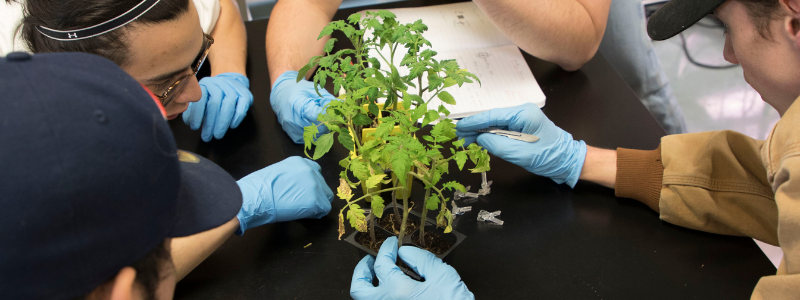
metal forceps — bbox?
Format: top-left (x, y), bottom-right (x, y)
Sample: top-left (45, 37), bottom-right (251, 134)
top-left (476, 127), bottom-right (539, 142)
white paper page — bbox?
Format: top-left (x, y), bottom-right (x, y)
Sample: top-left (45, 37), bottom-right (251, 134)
top-left (359, 2), bottom-right (546, 119)
top-left (370, 2), bottom-right (514, 52)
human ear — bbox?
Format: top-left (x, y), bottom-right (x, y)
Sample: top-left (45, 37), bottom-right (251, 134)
top-left (782, 0), bottom-right (800, 48)
top-left (108, 267), bottom-right (137, 300)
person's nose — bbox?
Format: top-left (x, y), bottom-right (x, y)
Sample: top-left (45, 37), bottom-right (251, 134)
top-left (722, 35), bottom-right (739, 65)
top-left (176, 76), bottom-right (202, 104)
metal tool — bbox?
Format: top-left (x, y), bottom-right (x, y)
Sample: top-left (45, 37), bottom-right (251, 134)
top-left (476, 127), bottom-right (539, 142)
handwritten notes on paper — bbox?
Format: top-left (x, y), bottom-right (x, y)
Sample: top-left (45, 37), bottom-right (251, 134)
top-left (361, 2), bottom-right (546, 119)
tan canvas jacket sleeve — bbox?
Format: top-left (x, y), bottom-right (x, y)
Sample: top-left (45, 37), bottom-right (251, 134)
top-left (615, 96), bottom-right (800, 299)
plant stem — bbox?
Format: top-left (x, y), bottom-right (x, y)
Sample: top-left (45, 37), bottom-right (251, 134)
top-left (390, 173), bottom-right (401, 225)
top-left (369, 210), bottom-right (376, 244)
top-left (419, 185), bottom-right (431, 248)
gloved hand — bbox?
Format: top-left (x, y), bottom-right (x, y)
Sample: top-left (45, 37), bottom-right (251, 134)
top-left (270, 70), bottom-right (336, 144)
top-left (456, 103), bottom-right (587, 188)
top-left (350, 237), bottom-right (474, 300)
top-left (235, 156), bottom-right (334, 235)
top-left (183, 72), bottom-right (253, 142)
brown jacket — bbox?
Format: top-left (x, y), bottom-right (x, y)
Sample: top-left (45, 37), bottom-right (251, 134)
top-left (615, 97), bottom-right (800, 299)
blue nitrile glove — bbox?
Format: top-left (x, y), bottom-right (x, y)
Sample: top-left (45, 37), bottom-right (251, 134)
top-left (183, 72), bottom-right (253, 142)
top-left (350, 237), bottom-right (474, 300)
top-left (270, 70), bottom-right (336, 144)
top-left (234, 156), bottom-right (334, 235)
top-left (456, 103), bottom-right (587, 188)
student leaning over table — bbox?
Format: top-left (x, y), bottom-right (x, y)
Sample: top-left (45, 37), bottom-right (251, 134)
top-left (2, 0), bottom-right (251, 143)
top-left (265, 0), bottom-right (686, 148)
top-left (6, 0), bottom-right (335, 281)
top-left (0, 51), bottom-right (470, 300)
top-left (456, 0), bottom-right (800, 297)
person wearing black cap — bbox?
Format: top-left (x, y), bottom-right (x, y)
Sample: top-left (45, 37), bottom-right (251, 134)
top-left (0, 51), bottom-right (245, 299)
top-left (4, 0), bottom-right (253, 143)
top-left (455, 0), bottom-right (800, 297)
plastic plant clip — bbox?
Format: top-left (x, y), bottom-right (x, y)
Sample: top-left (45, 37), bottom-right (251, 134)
top-left (478, 172), bottom-right (492, 196)
top-left (477, 210), bottom-right (503, 225)
top-left (452, 201), bottom-right (472, 216)
top-left (454, 185), bottom-right (480, 200)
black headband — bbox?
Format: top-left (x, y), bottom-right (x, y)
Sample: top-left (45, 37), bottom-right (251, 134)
top-left (36, 0), bottom-right (161, 41)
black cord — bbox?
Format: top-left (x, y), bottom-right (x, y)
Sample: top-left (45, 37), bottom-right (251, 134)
top-left (679, 32), bottom-right (739, 69)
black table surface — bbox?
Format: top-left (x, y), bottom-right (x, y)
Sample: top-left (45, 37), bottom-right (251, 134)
top-left (172, 1), bottom-right (776, 299)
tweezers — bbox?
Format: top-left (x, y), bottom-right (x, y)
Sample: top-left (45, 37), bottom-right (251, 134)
top-left (476, 127), bottom-right (539, 142)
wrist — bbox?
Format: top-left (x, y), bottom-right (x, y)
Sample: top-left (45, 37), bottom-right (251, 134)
top-left (578, 146), bottom-right (617, 188)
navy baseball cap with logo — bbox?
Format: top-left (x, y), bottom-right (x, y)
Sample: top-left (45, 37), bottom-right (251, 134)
top-left (0, 52), bottom-right (242, 299)
top-left (647, 0), bottom-right (727, 40)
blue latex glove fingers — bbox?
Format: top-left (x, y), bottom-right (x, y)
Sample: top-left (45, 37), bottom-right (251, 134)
top-left (350, 255), bottom-right (379, 300)
top-left (270, 71), bottom-right (335, 144)
top-left (183, 85), bottom-right (209, 130)
top-left (455, 103), bottom-right (542, 134)
top-left (234, 156), bottom-right (333, 235)
top-left (373, 237), bottom-right (410, 284)
top-left (220, 73), bottom-right (253, 129)
top-left (199, 81), bottom-right (224, 142)
top-left (454, 130), bottom-right (479, 146)
top-left (397, 246), bottom-right (475, 300)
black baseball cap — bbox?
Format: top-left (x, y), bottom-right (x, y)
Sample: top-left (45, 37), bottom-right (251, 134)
top-left (0, 52), bottom-right (242, 299)
top-left (647, 0), bottom-right (727, 40)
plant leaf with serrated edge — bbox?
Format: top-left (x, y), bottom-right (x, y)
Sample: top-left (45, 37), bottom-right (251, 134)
top-left (338, 129), bottom-right (355, 151)
top-left (366, 174), bottom-right (386, 189)
top-left (318, 24), bottom-right (335, 39)
top-left (438, 104), bottom-right (450, 116)
top-left (303, 125), bottom-right (318, 151)
top-left (368, 102), bottom-right (379, 117)
top-left (347, 12), bottom-right (361, 24)
top-left (353, 113), bottom-right (372, 126)
top-left (442, 181), bottom-right (466, 193)
top-left (391, 151), bottom-right (411, 187)
top-left (350, 159), bottom-right (369, 181)
top-left (452, 138), bottom-right (465, 148)
top-left (437, 91), bottom-right (455, 105)
top-left (443, 77), bottom-right (457, 88)
top-left (426, 194), bottom-right (440, 210)
top-left (371, 195), bottom-right (385, 219)
top-left (339, 157), bottom-right (351, 168)
top-left (422, 110), bottom-right (439, 127)
top-left (337, 178), bottom-right (353, 200)
top-left (324, 38), bottom-right (337, 53)
top-left (312, 132), bottom-right (334, 160)
top-left (347, 204), bottom-right (367, 232)
top-left (454, 150), bottom-right (467, 170)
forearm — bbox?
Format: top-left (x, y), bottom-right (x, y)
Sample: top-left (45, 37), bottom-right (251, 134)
top-left (207, 0), bottom-right (247, 76)
top-left (266, 0), bottom-right (341, 85)
top-left (472, 0), bottom-right (611, 71)
top-left (170, 216), bottom-right (239, 280)
top-left (578, 146), bottom-right (617, 188)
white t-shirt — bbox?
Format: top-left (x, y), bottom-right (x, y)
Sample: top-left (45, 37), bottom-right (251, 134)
top-left (0, 0), bottom-right (220, 55)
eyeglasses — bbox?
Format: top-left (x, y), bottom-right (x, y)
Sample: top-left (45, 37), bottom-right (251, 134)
top-left (156, 33), bottom-right (214, 107)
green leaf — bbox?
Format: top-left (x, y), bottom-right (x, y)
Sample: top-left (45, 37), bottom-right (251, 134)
top-left (339, 157), bottom-right (351, 168)
top-left (303, 125), bottom-right (319, 150)
top-left (371, 195), bottom-right (385, 219)
top-left (312, 132), bottom-right (334, 160)
top-left (453, 151), bottom-right (467, 170)
top-left (350, 159), bottom-right (369, 181)
top-left (347, 12), bottom-right (362, 24)
top-left (338, 129), bottom-right (355, 151)
top-left (347, 204), bottom-right (367, 232)
top-left (391, 152), bottom-right (412, 187)
top-left (405, 94), bottom-right (423, 105)
top-left (437, 91), bottom-right (456, 105)
top-left (365, 77), bottom-right (382, 87)
top-left (443, 181), bottom-right (467, 193)
top-left (425, 194), bottom-right (440, 211)
top-left (422, 110), bottom-right (440, 127)
top-left (427, 73), bottom-right (443, 91)
top-left (324, 38), bottom-right (337, 53)
top-left (452, 138), bottom-right (465, 148)
top-left (353, 113), bottom-right (372, 126)
top-left (437, 104), bottom-right (450, 116)
top-left (366, 174), bottom-right (386, 189)
top-left (368, 102), bottom-right (380, 117)
top-left (374, 121), bottom-right (394, 138)
top-left (297, 65), bottom-right (311, 82)
top-left (443, 77), bottom-right (457, 88)
top-left (318, 23), bottom-right (335, 39)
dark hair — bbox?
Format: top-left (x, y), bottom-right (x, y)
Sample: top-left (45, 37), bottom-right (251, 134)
top-left (737, 0), bottom-right (785, 39)
top-left (17, 0), bottom-right (189, 67)
top-left (74, 240), bottom-right (173, 300)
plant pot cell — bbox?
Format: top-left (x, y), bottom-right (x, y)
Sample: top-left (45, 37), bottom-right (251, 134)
top-left (378, 212), bottom-right (419, 236)
top-left (411, 225), bottom-right (457, 255)
top-left (354, 228), bottom-right (390, 253)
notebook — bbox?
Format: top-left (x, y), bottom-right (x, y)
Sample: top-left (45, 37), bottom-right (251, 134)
top-left (359, 2), bottom-right (546, 119)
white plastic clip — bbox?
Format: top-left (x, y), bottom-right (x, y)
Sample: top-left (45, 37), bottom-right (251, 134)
top-left (478, 172), bottom-right (492, 196)
top-left (452, 201), bottom-right (472, 216)
top-left (454, 185), bottom-right (480, 200)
